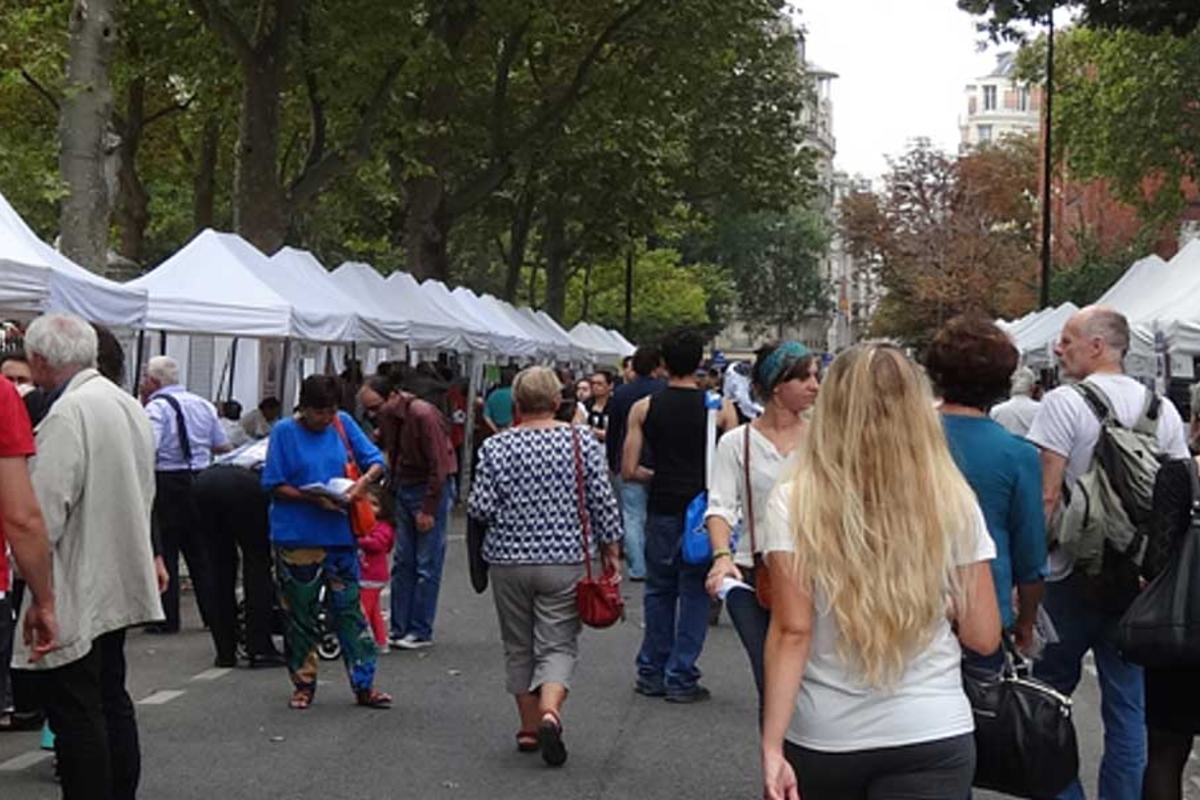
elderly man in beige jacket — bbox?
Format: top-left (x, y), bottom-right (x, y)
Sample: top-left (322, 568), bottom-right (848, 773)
top-left (13, 313), bottom-right (162, 800)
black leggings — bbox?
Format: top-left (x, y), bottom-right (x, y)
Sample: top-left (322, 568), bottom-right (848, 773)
top-left (1143, 726), bottom-right (1194, 800)
top-left (784, 733), bottom-right (976, 800)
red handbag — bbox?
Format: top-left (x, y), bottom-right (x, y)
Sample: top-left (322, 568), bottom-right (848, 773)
top-left (332, 415), bottom-right (376, 538)
top-left (571, 428), bottom-right (623, 628)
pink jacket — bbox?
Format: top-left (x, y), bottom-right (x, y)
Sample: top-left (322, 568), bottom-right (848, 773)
top-left (357, 521), bottom-right (395, 584)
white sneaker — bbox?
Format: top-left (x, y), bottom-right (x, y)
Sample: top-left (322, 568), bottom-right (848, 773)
top-left (394, 634), bottom-right (433, 650)
top-left (377, 642), bottom-right (391, 654)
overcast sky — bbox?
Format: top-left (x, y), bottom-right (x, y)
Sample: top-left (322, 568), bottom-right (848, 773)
top-left (792, 0), bottom-right (1003, 180)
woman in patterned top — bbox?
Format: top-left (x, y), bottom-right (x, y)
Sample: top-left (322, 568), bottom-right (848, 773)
top-left (468, 366), bottom-right (622, 767)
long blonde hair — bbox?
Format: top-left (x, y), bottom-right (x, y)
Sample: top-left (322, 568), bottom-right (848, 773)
top-left (788, 343), bottom-right (977, 687)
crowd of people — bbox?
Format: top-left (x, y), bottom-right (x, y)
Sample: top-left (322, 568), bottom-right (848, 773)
top-left (2, 305), bottom-right (1200, 799)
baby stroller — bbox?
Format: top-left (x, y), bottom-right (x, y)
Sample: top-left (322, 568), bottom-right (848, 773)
top-left (235, 582), bottom-right (341, 662)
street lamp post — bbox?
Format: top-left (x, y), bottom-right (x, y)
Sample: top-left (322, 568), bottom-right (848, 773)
top-left (1040, 10), bottom-right (1055, 309)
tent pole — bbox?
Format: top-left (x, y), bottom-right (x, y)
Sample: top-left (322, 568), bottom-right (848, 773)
top-left (158, 331), bottom-right (167, 355)
top-left (133, 331), bottom-right (146, 397)
top-left (459, 353), bottom-right (483, 504)
top-left (227, 338), bottom-right (239, 402)
top-left (279, 339), bottom-right (292, 407)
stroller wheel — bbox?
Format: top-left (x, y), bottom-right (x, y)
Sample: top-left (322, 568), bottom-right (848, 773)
top-left (317, 633), bottom-right (341, 661)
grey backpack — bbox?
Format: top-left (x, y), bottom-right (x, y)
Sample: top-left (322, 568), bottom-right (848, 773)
top-left (1053, 381), bottom-right (1163, 580)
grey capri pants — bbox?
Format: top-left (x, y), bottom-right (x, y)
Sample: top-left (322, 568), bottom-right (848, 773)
top-left (490, 563), bottom-right (585, 694)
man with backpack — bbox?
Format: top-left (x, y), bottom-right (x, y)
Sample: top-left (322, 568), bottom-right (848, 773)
top-left (1028, 306), bottom-right (1190, 800)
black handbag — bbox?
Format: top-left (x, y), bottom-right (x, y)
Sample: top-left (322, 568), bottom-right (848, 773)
top-left (964, 635), bottom-right (1079, 798)
top-left (466, 515), bottom-right (489, 594)
top-left (1118, 462), bottom-right (1200, 667)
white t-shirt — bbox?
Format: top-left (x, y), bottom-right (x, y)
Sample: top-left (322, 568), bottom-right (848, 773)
top-left (705, 424), bottom-right (799, 567)
top-left (1026, 373), bottom-right (1190, 579)
top-left (762, 481), bottom-right (996, 752)
top-left (989, 395), bottom-right (1041, 438)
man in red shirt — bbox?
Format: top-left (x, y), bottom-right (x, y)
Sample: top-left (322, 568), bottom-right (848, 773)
top-left (359, 374), bottom-right (457, 650)
top-left (0, 377), bottom-right (58, 726)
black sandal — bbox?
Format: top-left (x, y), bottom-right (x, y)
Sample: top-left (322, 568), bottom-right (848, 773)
top-left (516, 730), bottom-right (540, 753)
top-left (289, 686), bottom-right (315, 710)
top-left (538, 710), bottom-right (567, 767)
top-left (355, 688), bottom-right (393, 709)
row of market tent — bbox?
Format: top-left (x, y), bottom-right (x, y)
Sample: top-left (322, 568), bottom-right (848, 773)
top-left (1000, 239), bottom-right (1200, 380)
top-left (0, 190), bottom-right (635, 408)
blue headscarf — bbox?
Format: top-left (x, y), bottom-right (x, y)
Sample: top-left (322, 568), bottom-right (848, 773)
top-left (756, 341), bottom-right (811, 392)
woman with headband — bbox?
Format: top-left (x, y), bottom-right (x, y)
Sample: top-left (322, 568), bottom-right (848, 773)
top-left (704, 341), bottom-right (820, 704)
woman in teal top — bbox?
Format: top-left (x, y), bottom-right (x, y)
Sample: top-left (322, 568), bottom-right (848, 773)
top-left (926, 315), bottom-right (1047, 660)
top-left (262, 375), bottom-right (391, 710)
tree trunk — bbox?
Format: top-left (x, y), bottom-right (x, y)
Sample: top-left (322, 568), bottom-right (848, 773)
top-left (502, 187), bottom-right (536, 302)
top-left (58, 0), bottom-right (118, 274)
top-left (193, 115), bottom-right (221, 232)
top-left (542, 203), bottom-right (568, 322)
top-left (113, 77), bottom-right (148, 264)
top-left (234, 57), bottom-right (287, 253)
top-left (404, 175), bottom-right (450, 280)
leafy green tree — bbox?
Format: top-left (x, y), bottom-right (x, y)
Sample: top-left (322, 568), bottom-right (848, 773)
top-left (959, 0), bottom-right (1200, 40)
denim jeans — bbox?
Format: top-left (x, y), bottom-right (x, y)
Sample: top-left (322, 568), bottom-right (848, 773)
top-left (724, 572), bottom-right (769, 709)
top-left (618, 478), bottom-right (649, 580)
top-left (636, 511), bottom-right (711, 696)
top-left (390, 479), bottom-right (454, 641)
top-left (1033, 573), bottom-right (1145, 800)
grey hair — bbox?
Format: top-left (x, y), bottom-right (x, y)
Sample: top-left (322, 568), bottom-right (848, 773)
top-left (24, 313), bottom-right (97, 370)
top-left (146, 355), bottom-right (180, 386)
top-left (1078, 306), bottom-right (1130, 357)
top-left (1190, 382), bottom-right (1200, 422)
top-left (1010, 366), bottom-right (1037, 397)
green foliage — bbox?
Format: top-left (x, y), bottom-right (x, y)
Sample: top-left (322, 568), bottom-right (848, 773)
top-left (711, 209), bottom-right (831, 338)
top-left (959, 0), bottom-right (1200, 41)
top-left (1049, 230), bottom-right (1157, 306)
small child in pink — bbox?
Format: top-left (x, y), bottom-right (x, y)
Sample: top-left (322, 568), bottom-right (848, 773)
top-left (358, 488), bottom-right (395, 652)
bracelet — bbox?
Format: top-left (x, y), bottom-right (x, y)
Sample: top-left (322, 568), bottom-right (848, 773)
top-left (712, 549), bottom-right (733, 561)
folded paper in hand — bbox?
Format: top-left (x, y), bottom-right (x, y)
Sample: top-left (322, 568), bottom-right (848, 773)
top-left (299, 477), bottom-right (355, 501)
top-left (716, 576), bottom-right (753, 601)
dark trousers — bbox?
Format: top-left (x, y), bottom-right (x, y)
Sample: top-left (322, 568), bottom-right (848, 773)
top-left (155, 471), bottom-right (214, 632)
top-left (0, 593), bottom-right (12, 711)
top-left (724, 566), bottom-right (770, 708)
top-left (785, 733), bottom-right (976, 800)
top-left (193, 466), bottom-right (276, 661)
top-left (25, 629), bottom-right (140, 800)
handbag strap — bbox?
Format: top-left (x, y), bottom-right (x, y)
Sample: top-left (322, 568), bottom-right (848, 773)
top-left (331, 414), bottom-right (360, 478)
top-left (572, 426), bottom-right (594, 581)
top-left (744, 424), bottom-right (756, 554)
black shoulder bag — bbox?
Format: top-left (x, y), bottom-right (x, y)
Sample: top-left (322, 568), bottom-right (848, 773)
top-left (1117, 459), bottom-right (1200, 667)
top-left (965, 634), bottom-right (1079, 798)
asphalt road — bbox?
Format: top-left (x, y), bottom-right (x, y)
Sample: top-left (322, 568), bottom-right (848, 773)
top-left (1, 515), bottom-right (1197, 799)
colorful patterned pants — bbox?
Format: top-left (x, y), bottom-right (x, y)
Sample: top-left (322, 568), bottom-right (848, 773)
top-left (275, 547), bottom-right (378, 694)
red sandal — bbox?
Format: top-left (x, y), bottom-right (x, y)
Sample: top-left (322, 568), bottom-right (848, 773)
top-left (355, 688), bottom-right (393, 709)
top-left (515, 730), bottom-right (540, 753)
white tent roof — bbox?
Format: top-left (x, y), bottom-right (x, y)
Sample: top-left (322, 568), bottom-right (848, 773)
top-left (525, 308), bottom-right (591, 361)
top-left (383, 272), bottom-right (490, 353)
top-left (608, 328), bottom-right (636, 355)
top-left (0, 191), bottom-right (147, 325)
top-left (263, 247), bottom-right (392, 343)
top-left (416, 279), bottom-right (531, 357)
top-left (1015, 302), bottom-right (1078, 358)
top-left (569, 322), bottom-right (621, 361)
top-left (1095, 254), bottom-right (1168, 311)
top-left (476, 294), bottom-right (558, 358)
top-left (126, 229), bottom-right (290, 337)
top-left (1133, 241), bottom-right (1200, 355)
top-left (1123, 241), bottom-right (1200, 327)
top-left (450, 287), bottom-right (542, 358)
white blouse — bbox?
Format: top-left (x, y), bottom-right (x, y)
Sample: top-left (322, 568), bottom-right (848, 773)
top-left (704, 423), bottom-right (799, 567)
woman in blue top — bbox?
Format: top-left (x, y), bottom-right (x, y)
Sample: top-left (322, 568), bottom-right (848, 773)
top-left (926, 314), bottom-right (1046, 663)
top-left (261, 375), bottom-right (391, 710)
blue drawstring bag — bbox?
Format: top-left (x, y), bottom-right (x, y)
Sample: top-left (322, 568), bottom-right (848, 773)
top-left (681, 392), bottom-right (721, 565)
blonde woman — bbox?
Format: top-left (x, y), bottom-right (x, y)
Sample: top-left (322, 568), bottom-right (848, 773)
top-left (760, 344), bottom-right (1001, 800)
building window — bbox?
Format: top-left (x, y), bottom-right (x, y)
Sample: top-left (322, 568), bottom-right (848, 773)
top-left (1018, 86), bottom-right (1030, 111)
top-left (978, 125), bottom-right (993, 143)
top-left (983, 85), bottom-right (997, 111)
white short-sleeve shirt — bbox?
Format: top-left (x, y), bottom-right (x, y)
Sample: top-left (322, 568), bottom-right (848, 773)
top-left (1026, 373), bottom-right (1189, 578)
top-left (762, 481), bottom-right (996, 752)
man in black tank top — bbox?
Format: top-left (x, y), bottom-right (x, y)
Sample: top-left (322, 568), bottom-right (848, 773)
top-left (622, 330), bottom-right (737, 702)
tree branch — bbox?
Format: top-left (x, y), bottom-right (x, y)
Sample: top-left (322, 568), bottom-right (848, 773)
top-left (513, 0), bottom-right (654, 144)
top-left (144, 96), bottom-right (195, 129)
top-left (490, 18), bottom-right (530, 155)
top-left (298, 9), bottom-right (326, 174)
top-left (188, 0), bottom-right (254, 64)
top-left (287, 57), bottom-right (405, 212)
top-left (20, 68), bottom-right (59, 112)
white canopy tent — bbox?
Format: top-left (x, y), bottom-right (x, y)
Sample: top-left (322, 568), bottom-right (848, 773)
top-left (521, 308), bottom-right (591, 362)
top-left (476, 294), bottom-right (559, 359)
top-left (450, 287), bottom-right (541, 360)
top-left (267, 247), bottom-right (403, 344)
top-left (418, 279), bottom-right (533, 358)
top-left (569, 322), bottom-right (621, 362)
top-left (383, 272), bottom-right (491, 354)
top-left (127, 230), bottom-right (292, 337)
top-left (1014, 303), bottom-right (1078, 366)
top-left (608, 328), bottom-right (636, 356)
top-left (0, 191), bottom-right (147, 326)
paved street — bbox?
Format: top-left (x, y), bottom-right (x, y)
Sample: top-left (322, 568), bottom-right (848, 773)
top-left (1, 514), bottom-right (1197, 799)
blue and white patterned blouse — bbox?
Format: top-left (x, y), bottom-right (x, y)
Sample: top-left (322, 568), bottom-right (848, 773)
top-left (468, 425), bottom-right (623, 565)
